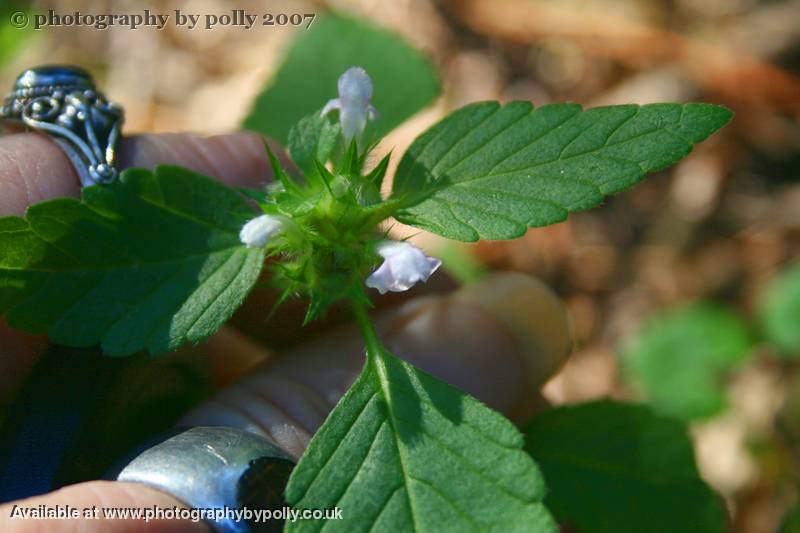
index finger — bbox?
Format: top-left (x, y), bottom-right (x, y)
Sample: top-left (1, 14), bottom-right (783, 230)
top-left (0, 131), bottom-right (274, 217)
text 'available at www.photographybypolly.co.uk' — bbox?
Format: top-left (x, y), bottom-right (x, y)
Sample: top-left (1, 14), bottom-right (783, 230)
top-left (8, 503), bottom-right (344, 524)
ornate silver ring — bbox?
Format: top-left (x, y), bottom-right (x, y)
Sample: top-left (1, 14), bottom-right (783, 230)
top-left (0, 65), bottom-right (124, 187)
top-left (117, 426), bottom-right (295, 533)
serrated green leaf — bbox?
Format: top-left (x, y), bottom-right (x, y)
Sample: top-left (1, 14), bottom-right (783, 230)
top-left (622, 303), bottom-right (752, 420)
top-left (0, 166), bottom-right (264, 356)
top-left (244, 12), bottom-right (440, 145)
top-left (288, 112), bottom-right (342, 177)
top-left (286, 345), bottom-right (555, 532)
top-left (759, 261), bottom-right (800, 355)
top-left (524, 400), bottom-right (727, 533)
top-left (392, 101), bottom-right (732, 241)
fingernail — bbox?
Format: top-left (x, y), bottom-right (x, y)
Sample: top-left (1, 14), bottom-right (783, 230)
top-left (452, 272), bottom-right (573, 391)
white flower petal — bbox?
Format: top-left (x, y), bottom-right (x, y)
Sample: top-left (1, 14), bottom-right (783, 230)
top-left (239, 214), bottom-right (283, 248)
top-left (338, 67), bottom-right (372, 104)
top-left (366, 240), bottom-right (441, 294)
top-left (365, 262), bottom-right (396, 295)
top-left (320, 98), bottom-right (341, 117)
top-left (367, 104), bottom-right (378, 121)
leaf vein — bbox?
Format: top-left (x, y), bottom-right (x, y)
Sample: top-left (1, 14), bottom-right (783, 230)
top-left (434, 105), bottom-right (530, 175)
top-left (382, 375), bottom-right (521, 450)
top-left (456, 184), bottom-right (570, 215)
top-left (294, 391), bottom-right (380, 504)
top-left (480, 106), bottom-right (582, 176)
top-left (142, 250), bottom-right (242, 350)
top-left (320, 420), bottom-right (390, 532)
top-left (407, 475), bottom-right (480, 530)
top-left (365, 485), bottom-right (405, 533)
top-left (392, 410), bottom-right (533, 503)
top-left (185, 249), bottom-right (249, 339)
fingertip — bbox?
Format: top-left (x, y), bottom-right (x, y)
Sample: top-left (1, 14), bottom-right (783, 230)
top-left (379, 294), bottom-right (533, 416)
top-left (377, 272), bottom-right (572, 420)
top-left (0, 133), bottom-right (80, 216)
top-left (453, 272), bottom-right (573, 389)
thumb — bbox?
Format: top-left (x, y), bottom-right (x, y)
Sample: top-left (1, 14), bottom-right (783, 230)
top-left (181, 272), bottom-right (573, 459)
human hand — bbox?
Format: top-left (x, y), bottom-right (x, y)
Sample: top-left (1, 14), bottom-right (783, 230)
top-left (0, 131), bottom-right (571, 532)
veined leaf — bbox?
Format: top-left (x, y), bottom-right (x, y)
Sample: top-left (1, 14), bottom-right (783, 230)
top-left (285, 344), bottom-right (555, 532)
top-left (0, 166), bottom-right (264, 356)
top-left (245, 12), bottom-right (440, 145)
top-left (525, 400), bottom-right (727, 533)
top-left (392, 101), bottom-right (732, 241)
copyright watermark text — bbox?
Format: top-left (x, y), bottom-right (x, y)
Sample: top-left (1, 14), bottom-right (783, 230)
top-left (8, 9), bottom-right (316, 31)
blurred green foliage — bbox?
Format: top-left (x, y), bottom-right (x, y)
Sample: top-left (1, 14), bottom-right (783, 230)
top-left (244, 12), bottom-right (440, 145)
top-left (0, 2), bottom-right (34, 66)
top-left (622, 303), bottom-right (752, 421)
top-left (525, 400), bottom-right (727, 533)
top-left (436, 242), bottom-right (487, 284)
top-left (759, 261), bottom-right (800, 355)
top-left (781, 507), bottom-right (800, 533)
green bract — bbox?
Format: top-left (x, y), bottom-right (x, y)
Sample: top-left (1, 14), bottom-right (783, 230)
top-left (253, 136), bottom-right (395, 319)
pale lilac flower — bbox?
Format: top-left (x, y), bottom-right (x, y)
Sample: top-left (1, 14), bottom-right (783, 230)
top-left (239, 214), bottom-right (284, 248)
top-left (366, 240), bottom-right (442, 295)
top-left (321, 66), bottom-right (378, 145)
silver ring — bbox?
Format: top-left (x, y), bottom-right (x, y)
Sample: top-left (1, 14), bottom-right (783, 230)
top-left (0, 65), bottom-right (124, 187)
top-left (117, 427), bottom-right (295, 533)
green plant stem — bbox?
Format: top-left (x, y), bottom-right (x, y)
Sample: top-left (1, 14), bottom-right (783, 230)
top-left (350, 298), bottom-right (383, 357)
top-left (350, 297), bottom-right (397, 416)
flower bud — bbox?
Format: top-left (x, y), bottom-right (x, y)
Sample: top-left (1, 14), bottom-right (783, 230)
top-left (239, 214), bottom-right (283, 248)
top-left (366, 240), bottom-right (442, 294)
top-left (321, 66), bottom-right (378, 145)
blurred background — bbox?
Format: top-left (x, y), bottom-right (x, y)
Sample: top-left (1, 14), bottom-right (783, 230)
top-left (0, 0), bottom-right (798, 531)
